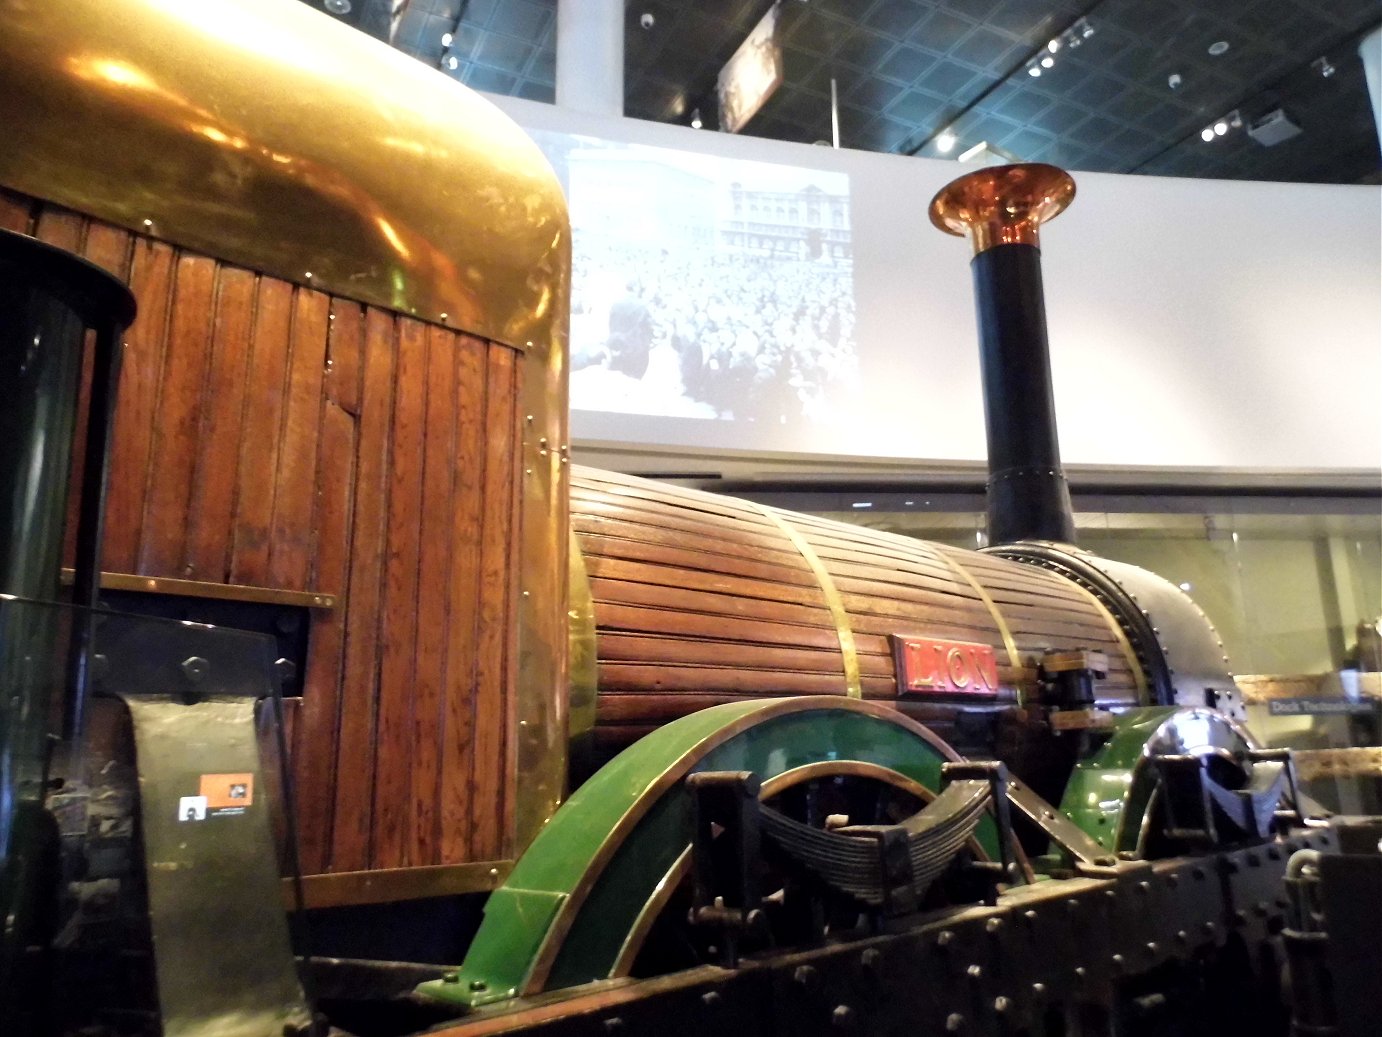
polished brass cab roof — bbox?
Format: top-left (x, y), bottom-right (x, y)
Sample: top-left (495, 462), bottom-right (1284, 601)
top-left (0, 0), bottom-right (569, 352)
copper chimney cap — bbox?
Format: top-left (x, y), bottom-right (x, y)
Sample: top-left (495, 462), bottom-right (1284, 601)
top-left (929, 163), bottom-right (1076, 257)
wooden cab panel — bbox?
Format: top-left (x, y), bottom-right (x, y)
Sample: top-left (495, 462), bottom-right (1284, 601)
top-left (3, 189), bottom-right (523, 879)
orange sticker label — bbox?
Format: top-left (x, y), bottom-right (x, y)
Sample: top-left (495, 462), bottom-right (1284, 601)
top-left (199, 773), bottom-right (254, 809)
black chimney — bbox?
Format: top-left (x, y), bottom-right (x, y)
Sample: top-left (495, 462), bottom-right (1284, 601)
top-left (929, 164), bottom-right (1077, 545)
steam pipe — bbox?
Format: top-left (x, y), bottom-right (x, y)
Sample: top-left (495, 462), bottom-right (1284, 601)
top-left (929, 163), bottom-right (1077, 545)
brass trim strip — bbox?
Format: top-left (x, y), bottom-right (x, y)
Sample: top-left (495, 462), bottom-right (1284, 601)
top-left (931, 548), bottom-right (1023, 688)
top-left (61, 568), bottom-right (336, 609)
top-left (611, 848), bottom-right (691, 978)
top-left (566, 531), bottom-right (599, 771)
top-left (751, 504), bottom-right (862, 699)
top-left (288, 860), bottom-right (514, 909)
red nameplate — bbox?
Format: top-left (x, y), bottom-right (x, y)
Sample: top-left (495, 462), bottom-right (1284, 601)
top-left (892, 635), bottom-right (999, 696)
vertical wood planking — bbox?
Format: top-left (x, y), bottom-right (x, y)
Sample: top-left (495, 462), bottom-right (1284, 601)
top-left (0, 188), bottom-right (33, 232)
top-left (61, 222), bottom-right (134, 568)
top-left (229, 279), bottom-right (292, 584)
top-left (137, 256), bottom-right (217, 575)
top-left (330, 308), bottom-right (395, 871)
top-left (183, 267), bottom-right (256, 581)
top-left (440, 344), bottom-right (487, 862)
top-left (269, 289), bottom-right (329, 590)
top-left (324, 301), bottom-right (363, 417)
top-left (409, 325), bottom-right (457, 866)
top-left (82, 223), bottom-right (133, 279)
top-left (372, 318), bottom-right (428, 868)
top-left (103, 239), bottom-right (176, 572)
top-left (9, 197), bottom-right (528, 877)
top-left (499, 355), bottom-right (523, 858)
top-left (470, 346), bottom-right (519, 859)
top-left (293, 301), bottom-right (362, 871)
top-left (33, 208), bottom-right (85, 252)
top-left (295, 407), bottom-right (356, 871)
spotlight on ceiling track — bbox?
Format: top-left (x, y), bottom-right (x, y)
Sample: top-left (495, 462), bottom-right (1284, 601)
top-left (690, 108), bottom-right (703, 129)
top-left (1313, 56), bottom-right (1336, 78)
top-left (1201, 110), bottom-right (1242, 142)
top-left (1028, 17), bottom-right (1095, 77)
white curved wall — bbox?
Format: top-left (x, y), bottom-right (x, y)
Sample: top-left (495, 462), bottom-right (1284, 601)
top-left (490, 93), bottom-right (1381, 474)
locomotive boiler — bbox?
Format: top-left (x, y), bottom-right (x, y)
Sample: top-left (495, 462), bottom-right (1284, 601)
top-left (0, 3), bottom-right (1374, 1037)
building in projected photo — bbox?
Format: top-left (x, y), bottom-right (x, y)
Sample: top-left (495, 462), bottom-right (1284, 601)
top-left (722, 181), bottom-right (852, 263)
top-left (547, 135), bottom-right (859, 427)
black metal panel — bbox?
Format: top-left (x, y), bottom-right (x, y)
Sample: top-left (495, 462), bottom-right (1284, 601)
top-left (95, 612), bottom-right (313, 1037)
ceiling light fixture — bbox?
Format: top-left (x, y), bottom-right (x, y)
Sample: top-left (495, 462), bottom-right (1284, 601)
top-left (690, 108), bottom-right (703, 129)
top-left (446, 55), bottom-right (458, 71)
top-left (936, 130), bottom-right (956, 153)
top-left (441, 32), bottom-right (453, 47)
top-left (1207, 40), bottom-right (1230, 56)
top-left (1201, 110), bottom-right (1242, 142)
top-left (1026, 17), bottom-right (1095, 79)
top-left (1313, 56), bottom-right (1336, 78)
top-left (323, 0), bottom-right (351, 14)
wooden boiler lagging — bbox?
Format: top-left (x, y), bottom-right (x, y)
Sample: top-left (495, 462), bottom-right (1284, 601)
top-left (570, 466), bottom-right (1144, 755)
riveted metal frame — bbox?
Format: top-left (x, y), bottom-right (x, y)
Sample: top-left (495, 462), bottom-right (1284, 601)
top-left (417, 829), bottom-right (1339, 1037)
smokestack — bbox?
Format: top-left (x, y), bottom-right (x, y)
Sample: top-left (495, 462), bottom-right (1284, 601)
top-left (929, 163), bottom-right (1077, 545)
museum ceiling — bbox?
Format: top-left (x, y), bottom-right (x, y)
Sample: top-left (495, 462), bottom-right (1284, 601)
top-left (308, 0), bottom-right (1381, 185)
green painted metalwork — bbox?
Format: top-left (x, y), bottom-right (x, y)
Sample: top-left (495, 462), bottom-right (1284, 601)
top-left (1059, 706), bottom-right (1254, 854)
top-left (419, 697), bottom-right (982, 1008)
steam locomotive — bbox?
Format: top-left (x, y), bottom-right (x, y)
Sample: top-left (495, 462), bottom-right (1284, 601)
top-left (1, 3), bottom-right (1373, 1036)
